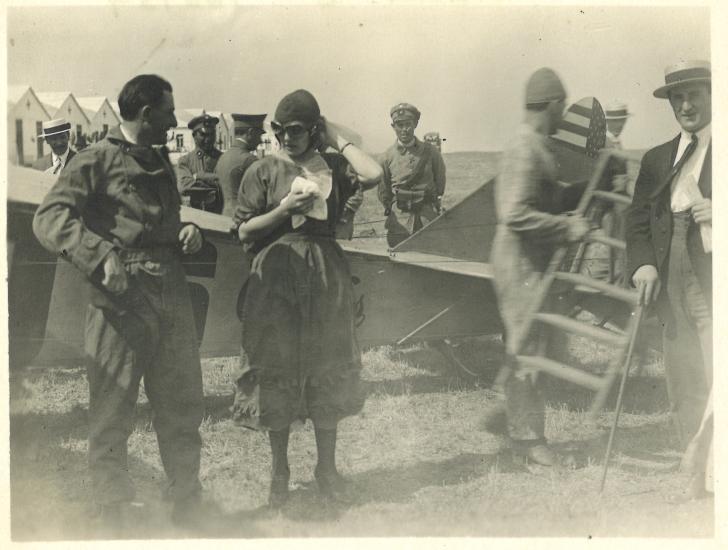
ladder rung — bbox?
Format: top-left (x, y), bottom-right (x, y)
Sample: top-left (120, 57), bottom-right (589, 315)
top-left (516, 355), bottom-right (604, 391)
top-left (534, 313), bottom-right (628, 347)
top-left (586, 232), bottom-right (626, 251)
top-left (592, 190), bottom-right (632, 207)
top-left (554, 272), bottom-right (639, 304)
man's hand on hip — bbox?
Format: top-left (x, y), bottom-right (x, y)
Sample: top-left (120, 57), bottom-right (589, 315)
top-left (102, 251), bottom-right (128, 294)
top-left (632, 264), bottom-right (661, 306)
top-left (179, 224), bottom-right (203, 255)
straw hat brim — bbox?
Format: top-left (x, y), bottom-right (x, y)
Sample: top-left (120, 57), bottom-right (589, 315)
top-left (37, 128), bottom-right (71, 138)
top-left (653, 76), bottom-right (711, 99)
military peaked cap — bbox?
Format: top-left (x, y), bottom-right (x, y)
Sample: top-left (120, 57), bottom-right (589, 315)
top-left (188, 113), bottom-right (220, 131)
top-left (390, 103), bottom-right (421, 122)
top-left (231, 113), bottom-right (267, 130)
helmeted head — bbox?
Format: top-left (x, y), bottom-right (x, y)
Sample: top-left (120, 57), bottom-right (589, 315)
top-left (271, 89), bottom-right (322, 158)
top-left (390, 102), bottom-right (420, 143)
top-left (654, 60), bottom-right (711, 134)
top-left (525, 67), bottom-right (567, 135)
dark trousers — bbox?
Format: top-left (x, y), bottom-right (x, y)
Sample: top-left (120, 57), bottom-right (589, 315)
top-left (84, 263), bottom-right (204, 505)
top-left (663, 212), bottom-right (712, 447)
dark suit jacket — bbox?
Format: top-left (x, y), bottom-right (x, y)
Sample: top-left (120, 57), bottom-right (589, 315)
top-left (626, 134), bottom-right (712, 317)
top-left (32, 149), bottom-right (76, 172)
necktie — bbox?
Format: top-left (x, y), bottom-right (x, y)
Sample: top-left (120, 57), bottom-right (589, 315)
top-left (668, 133), bottom-right (698, 190)
top-left (53, 158), bottom-right (62, 174)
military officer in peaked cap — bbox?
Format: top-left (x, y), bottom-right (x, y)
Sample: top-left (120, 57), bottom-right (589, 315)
top-left (215, 113), bottom-right (266, 217)
top-left (378, 102), bottom-right (446, 247)
top-left (176, 112), bottom-right (224, 213)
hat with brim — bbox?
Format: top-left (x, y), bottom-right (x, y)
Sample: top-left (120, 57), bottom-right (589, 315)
top-left (653, 60), bottom-right (711, 99)
top-left (604, 101), bottom-right (632, 119)
top-left (38, 118), bottom-right (71, 138)
top-left (390, 103), bottom-right (421, 122)
top-left (232, 113), bottom-right (267, 132)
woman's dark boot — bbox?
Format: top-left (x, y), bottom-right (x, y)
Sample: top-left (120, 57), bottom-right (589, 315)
top-left (314, 426), bottom-right (349, 503)
top-left (268, 427), bottom-right (290, 509)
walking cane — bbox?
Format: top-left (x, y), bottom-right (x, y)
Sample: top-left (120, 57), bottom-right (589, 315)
top-left (599, 302), bottom-right (645, 493)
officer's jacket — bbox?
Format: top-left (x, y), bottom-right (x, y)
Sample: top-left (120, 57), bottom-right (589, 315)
top-left (378, 137), bottom-right (446, 206)
top-left (626, 134), bottom-right (712, 315)
top-left (32, 125), bottom-right (187, 279)
top-left (176, 147), bottom-right (222, 193)
top-left (214, 142), bottom-right (258, 217)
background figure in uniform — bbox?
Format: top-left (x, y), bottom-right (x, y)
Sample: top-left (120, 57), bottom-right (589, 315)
top-left (32, 74), bottom-right (210, 531)
top-left (32, 118), bottom-right (76, 174)
top-left (379, 103), bottom-right (446, 248)
top-left (626, 60), bottom-right (712, 479)
top-left (231, 89), bottom-right (381, 508)
top-left (315, 140), bottom-right (378, 240)
top-left (215, 113), bottom-right (266, 217)
top-left (490, 68), bottom-right (589, 466)
top-left (176, 113), bottom-right (223, 213)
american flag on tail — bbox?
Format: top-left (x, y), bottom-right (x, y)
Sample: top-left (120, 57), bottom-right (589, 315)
top-left (552, 97), bottom-right (606, 157)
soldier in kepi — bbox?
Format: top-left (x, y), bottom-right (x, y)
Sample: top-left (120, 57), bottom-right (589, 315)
top-left (215, 113), bottom-right (266, 217)
top-left (32, 74), bottom-right (213, 533)
top-left (379, 103), bottom-right (446, 247)
top-left (176, 112), bottom-right (224, 213)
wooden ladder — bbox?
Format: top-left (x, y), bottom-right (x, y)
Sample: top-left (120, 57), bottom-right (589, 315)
top-left (504, 150), bottom-right (645, 489)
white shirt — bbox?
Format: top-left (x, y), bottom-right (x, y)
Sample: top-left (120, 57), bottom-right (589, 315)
top-left (46, 147), bottom-right (71, 174)
top-left (670, 123), bottom-right (711, 252)
top-left (671, 123), bottom-right (711, 212)
top-left (605, 130), bottom-right (622, 150)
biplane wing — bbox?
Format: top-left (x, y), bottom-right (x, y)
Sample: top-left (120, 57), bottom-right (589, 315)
top-left (7, 97), bottom-right (629, 367)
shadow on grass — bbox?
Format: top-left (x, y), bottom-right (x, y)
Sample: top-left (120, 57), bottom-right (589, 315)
top-left (541, 375), bottom-right (669, 415)
top-left (220, 451), bottom-right (529, 526)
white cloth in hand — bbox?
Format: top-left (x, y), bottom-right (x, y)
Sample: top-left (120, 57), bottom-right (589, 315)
top-left (286, 175), bottom-right (331, 229)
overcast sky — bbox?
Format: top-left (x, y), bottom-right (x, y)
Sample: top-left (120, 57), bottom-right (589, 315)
top-left (7, 3), bottom-right (711, 153)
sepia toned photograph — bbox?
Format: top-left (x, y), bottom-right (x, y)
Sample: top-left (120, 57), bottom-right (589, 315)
top-left (4, 1), bottom-right (722, 544)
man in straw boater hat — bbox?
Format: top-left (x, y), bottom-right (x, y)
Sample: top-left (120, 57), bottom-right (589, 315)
top-left (626, 60), bottom-right (712, 498)
top-left (176, 112), bottom-right (224, 213)
top-left (215, 113), bottom-right (266, 217)
top-left (32, 117), bottom-right (76, 174)
top-left (604, 100), bottom-right (633, 151)
top-left (487, 68), bottom-right (589, 466)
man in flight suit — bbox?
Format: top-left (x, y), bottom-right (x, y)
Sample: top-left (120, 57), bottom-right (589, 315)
top-left (33, 74), bottom-right (210, 531)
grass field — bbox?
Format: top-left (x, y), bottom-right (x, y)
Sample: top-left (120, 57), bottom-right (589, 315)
top-left (8, 150), bottom-right (714, 541)
top-left (9, 337), bottom-right (713, 540)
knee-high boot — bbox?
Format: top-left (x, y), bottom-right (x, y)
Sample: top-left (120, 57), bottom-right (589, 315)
top-left (268, 427), bottom-right (290, 508)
